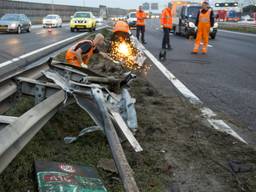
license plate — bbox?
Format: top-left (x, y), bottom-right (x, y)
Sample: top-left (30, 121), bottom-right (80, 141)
top-left (77, 26), bottom-right (85, 28)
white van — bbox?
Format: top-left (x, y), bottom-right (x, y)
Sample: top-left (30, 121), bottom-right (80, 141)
top-left (127, 12), bottom-right (137, 28)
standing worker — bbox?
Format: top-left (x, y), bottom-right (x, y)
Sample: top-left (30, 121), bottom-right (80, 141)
top-left (161, 2), bottom-right (173, 50)
top-left (136, 6), bottom-right (147, 44)
top-left (192, 1), bottom-right (214, 54)
top-left (65, 33), bottom-right (113, 68)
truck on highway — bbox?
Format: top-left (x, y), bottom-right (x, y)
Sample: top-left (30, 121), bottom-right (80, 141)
top-left (172, 4), bottom-right (218, 39)
top-left (70, 11), bottom-right (96, 32)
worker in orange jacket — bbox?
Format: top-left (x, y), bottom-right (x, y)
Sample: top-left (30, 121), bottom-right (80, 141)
top-left (161, 2), bottom-right (173, 50)
top-left (136, 6), bottom-right (147, 44)
top-left (112, 20), bottom-right (130, 42)
top-left (192, 1), bottom-right (214, 54)
top-left (65, 33), bottom-right (112, 68)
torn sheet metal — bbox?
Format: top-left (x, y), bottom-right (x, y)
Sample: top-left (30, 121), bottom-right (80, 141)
top-left (43, 61), bottom-right (141, 152)
top-left (64, 126), bottom-right (101, 144)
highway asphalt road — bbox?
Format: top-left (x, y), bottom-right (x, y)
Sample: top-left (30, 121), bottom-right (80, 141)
top-left (1, 19), bottom-right (255, 140)
top-left (139, 19), bottom-right (256, 137)
top-left (0, 24), bottom-right (85, 64)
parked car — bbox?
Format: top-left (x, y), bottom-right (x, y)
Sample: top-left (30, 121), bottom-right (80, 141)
top-left (70, 12), bottom-right (96, 32)
top-left (173, 4), bottom-right (218, 39)
top-left (127, 12), bottom-right (137, 28)
top-left (96, 17), bottom-right (104, 26)
top-left (43, 14), bottom-right (62, 28)
top-left (0, 13), bottom-right (31, 34)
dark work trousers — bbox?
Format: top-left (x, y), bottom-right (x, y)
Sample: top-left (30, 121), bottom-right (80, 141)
top-left (162, 27), bottom-right (171, 49)
top-left (136, 25), bottom-right (145, 43)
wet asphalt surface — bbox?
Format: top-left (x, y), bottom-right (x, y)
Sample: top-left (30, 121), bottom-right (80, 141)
top-left (0, 24), bottom-right (82, 63)
top-left (134, 19), bottom-right (256, 136)
top-left (1, 19), bottom-right (255, 139)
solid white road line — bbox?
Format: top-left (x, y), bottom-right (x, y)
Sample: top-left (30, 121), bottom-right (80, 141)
top-left (0, 26), bottom-right (106, 69)
top-left (218, 29), bottom-right (256, 37)
top-left (135, 38), bottom-right (247, 144)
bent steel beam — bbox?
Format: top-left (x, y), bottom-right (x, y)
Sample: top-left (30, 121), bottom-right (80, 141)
top-left (0, 91), bottom-right (65, 173)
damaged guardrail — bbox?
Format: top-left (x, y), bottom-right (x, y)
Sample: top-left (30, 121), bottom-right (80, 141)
top-left (0, 59), bottom-right (142, 192)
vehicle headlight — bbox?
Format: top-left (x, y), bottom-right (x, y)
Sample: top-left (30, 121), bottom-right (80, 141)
top-left (213, 22), bottom-right (218, 28)
top-left (188, 22), bottom-right (195, 28)
top-left (9, 23), bottom-right (17, 28)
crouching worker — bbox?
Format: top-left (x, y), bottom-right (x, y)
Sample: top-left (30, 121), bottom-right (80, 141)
top-left (65, 33), bottom-right (113, 68)
top-left (112, 20), bottom-right (131, 43)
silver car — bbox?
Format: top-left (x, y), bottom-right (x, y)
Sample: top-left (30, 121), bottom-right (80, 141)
top-left (0, 14), bottom-right (32, 34)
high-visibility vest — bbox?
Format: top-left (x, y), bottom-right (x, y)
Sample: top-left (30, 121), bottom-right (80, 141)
top-left (161, 7), bottom-right (172, 29)
top-left (136, 10), bottom-right (146, 26)
top-left (113, 21), bottom-right (129, 33)
top-left (198, 9), bottom-right (211, 27)
top-left (65, 40), bottom-right (95, 67)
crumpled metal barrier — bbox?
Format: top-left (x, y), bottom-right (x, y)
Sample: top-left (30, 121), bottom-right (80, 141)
top-left (43, 62), bottom-right (142, 191)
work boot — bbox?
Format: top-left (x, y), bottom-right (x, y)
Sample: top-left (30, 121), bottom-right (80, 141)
top-left (192, 46), bottom-right (199, 54)
top-left (191, 48), bottom-right (198, 54)
top-left (202, 47), bottom-right (207, 54)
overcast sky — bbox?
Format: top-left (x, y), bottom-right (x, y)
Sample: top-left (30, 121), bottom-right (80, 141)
top-left (16, 0), bottom-right (180, 9)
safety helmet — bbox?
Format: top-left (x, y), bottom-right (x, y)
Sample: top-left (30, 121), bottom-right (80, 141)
top-left (113, 21), bottom-right (129, 33)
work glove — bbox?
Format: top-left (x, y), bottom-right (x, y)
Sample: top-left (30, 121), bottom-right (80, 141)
top-left (81, 63), bottom-right (88, 69)
top-left (210, 27), bottom-right (213, 32)
top-left (160, 25), bottom-right (163, 28)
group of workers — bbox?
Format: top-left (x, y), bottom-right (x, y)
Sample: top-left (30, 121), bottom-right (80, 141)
top-left (65, 1), bottom-right (214, 68)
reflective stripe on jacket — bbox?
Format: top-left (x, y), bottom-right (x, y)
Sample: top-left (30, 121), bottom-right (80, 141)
top-left (161, 7), bottom-right (172, 29)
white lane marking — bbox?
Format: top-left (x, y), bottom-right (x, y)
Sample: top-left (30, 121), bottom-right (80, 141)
top-left (200, 43), bottom-right (213, 47)
top-left (0, 26), bottom-right (106, 68)
top-left (218, 29), bottom-right (256, 37)
top-left (135, 39), bottom-right (247, 144)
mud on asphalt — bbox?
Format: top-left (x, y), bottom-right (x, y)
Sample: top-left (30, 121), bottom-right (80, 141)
top-left (0, 29), bottom-right (256, 192)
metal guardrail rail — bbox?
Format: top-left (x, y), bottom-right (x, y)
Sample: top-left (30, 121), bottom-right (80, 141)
top-left (219, 22), bottom-right (256, 29)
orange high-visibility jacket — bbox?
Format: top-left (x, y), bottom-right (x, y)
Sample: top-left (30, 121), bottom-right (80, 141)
top-left (161, 7), bottom-right (172, 29)
top-left (113, 20), bottom-right (129, 33)
top-left (65, 40), bottom-right (95, 67)
top-left (198, 9), bottom-right (211, 28)
top-left (136, 10), bottom-right (146, 26)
